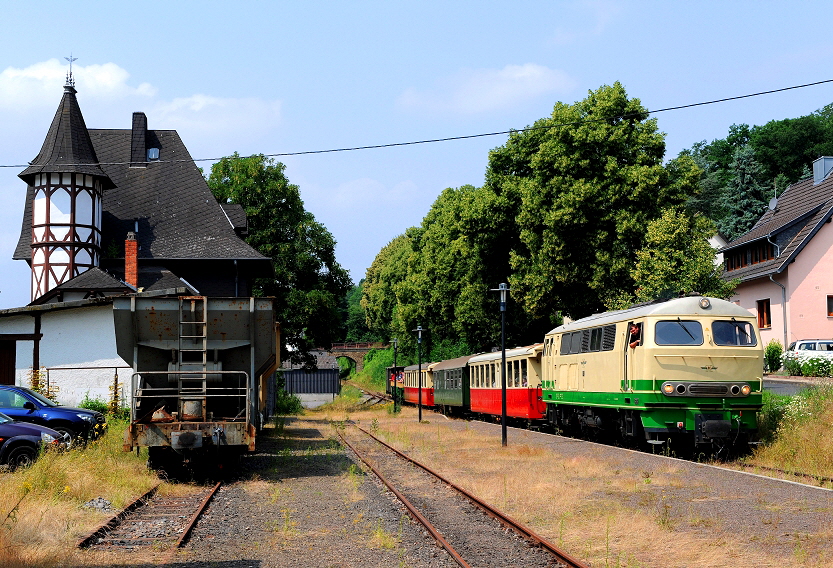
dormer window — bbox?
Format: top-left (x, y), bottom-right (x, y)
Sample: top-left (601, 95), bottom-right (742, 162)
top-left (147, 148), bottom-right (159, 161)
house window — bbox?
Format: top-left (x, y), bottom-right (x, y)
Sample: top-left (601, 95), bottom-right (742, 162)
top-left (757, 299), bottom-right (772, 329)
top-left (828, 295), bottom-right (833, 317)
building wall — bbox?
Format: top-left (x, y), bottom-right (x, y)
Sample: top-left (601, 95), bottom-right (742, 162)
top-left (4, 304), bottom-right (131, 406)
top-left (786, 220), bottom-right (833, 342)
top-left (729, 274), bottom-right (789, 348)
top-left (730, 220), bottom-right (833, 348)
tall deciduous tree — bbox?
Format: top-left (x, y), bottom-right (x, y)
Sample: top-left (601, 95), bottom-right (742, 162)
top-left (207, 153), bottom-right (351, 366)
top-left (717, 145), bottom-right (768, 241)
top-left (491, 82), bottom-right (699, 320)
top-left (618, 209), bottom-right (736, 306)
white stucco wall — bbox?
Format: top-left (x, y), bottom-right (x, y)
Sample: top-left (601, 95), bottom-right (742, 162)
top-left (3, 304), bottom-right (131, 407)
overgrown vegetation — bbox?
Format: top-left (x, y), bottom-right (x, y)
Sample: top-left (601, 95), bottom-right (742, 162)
top-left (0, 420), bottom-right (162, 568)
top-left (750, 382), bottom-right (833, 477)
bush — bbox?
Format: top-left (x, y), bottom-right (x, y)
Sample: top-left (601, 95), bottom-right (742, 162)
top-left (781, 352), bottom-right (833, 377)
top-left (78, 392), bottom-right (109, 414)
top-left (763, 339), bottom-right (782, 373)
top-left (274, 389), bottom-right (304, 415)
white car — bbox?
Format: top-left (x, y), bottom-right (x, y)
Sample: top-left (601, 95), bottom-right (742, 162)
top-left (786, 339), bottom-right (833, 357)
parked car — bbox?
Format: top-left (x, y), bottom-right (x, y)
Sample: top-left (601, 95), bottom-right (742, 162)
top-left (786, 339), bottom-right (833, 357)
top-left (0, 385), bottom-right (106, 445)
top-left (0, 411), bottom-right (64, 470)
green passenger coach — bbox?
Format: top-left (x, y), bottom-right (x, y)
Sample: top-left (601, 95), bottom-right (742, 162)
top-left (540, 295), bottom-right (764, 450)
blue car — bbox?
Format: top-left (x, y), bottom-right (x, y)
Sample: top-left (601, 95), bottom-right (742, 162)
top-left (0, 385), bottom-right (106, 445)
top-left (0, 411), bottom-right (64, 470)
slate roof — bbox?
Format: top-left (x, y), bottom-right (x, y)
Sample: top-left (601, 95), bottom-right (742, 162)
top-left (722, 171), bottom-right (833, 282)
top-left (18, 85), bottom-right (113, 185)
top-left (29, 267), bottom-right (131, 305)
top-left (15, 122), bottom-right (269, 266)
top-left (221, 203), bottom-right (248, 236)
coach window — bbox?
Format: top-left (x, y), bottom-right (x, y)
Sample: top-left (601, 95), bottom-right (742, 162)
top-left (521, 360), bottom-right (528, 387)
top-left (655, 320), bottom-right (703, 345)
top-left (827, 295), bottom-right (833, 317)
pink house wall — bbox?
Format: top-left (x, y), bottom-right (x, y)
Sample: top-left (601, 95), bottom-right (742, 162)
top-left (787, 220), bottom-right (833, 342)
top-left (730, 220), bottom-right (833, 347)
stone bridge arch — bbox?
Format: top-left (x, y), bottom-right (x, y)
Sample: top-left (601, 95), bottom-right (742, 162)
top-left (328, 342), bottom-right (388, 372)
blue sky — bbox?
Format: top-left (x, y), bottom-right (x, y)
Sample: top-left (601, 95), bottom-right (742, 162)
top-left (1, 1), bottom-right (832, 308)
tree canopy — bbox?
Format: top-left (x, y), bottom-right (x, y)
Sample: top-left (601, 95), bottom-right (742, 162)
top-left (207, 153), bottom-right (352, 366)
top-left (361, 82), bottom-right (722, 354)
top-left (493, 82), bottom-right (700, 319)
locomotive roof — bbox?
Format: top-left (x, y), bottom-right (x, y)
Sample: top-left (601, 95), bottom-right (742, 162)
top-left (468, 344), bottom-right (540, 363)
top-left (548, 296), bottom-right (755, 335)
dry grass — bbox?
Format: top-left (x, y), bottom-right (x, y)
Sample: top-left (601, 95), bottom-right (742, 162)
top-left (322, 406), bottom-right (825, 567)
top-left (744, 384), bottom-right (833, 481)
top-left (0, 420), bottom-right (163, 568)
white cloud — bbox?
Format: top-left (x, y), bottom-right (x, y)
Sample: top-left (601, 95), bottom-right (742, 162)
top-left (152, 95), bottom-right (281, 141)
top-left (0, 59), bottom-right (156, 109)
top-left (397, 63), bottom-right (576, 115)
top-left (0, 59), bottom-right (282, 158)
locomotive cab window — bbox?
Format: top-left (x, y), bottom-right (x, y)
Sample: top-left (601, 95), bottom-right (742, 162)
top-left (712, 320), bottom-right (757, 346)
top-left (655, 320), bottom-right (702, 345)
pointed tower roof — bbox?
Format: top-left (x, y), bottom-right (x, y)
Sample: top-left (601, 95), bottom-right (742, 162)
top-left (18, 82), bottom-right (114, 188)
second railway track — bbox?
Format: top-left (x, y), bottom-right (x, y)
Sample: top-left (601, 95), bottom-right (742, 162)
top-left (77, 481), bottom-right (221, 553)
top-left (338, 424), bottom-right (586, 568)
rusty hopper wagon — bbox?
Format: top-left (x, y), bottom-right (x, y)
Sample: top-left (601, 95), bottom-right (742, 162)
top-left (114, 296), bottom-right (278, 470)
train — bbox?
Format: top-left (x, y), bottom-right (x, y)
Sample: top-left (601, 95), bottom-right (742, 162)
top-left (388, 295), bottom-right (764, 451)
top-left (115, 295), bottom-right (278, 474)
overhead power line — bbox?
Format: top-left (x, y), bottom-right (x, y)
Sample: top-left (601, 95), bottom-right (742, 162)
top-left (2, 78), bottom-right (832, 169)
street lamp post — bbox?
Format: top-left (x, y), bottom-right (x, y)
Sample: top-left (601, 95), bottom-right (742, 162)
top-left (491, 283), bottom-right (510, 447)
top-left (412, 325), bottom-right (424, 422)
top-left (392, 337), bottom-right (400, 413)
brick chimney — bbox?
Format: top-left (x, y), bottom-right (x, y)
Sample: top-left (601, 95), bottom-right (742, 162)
top-left (125, 232), bottom-right (138, 288)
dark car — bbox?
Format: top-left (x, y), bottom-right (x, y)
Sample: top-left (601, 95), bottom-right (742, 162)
top-left (0, 411), bottom-right (64, 470)
top-left (0, 385), bottom-right (106, 445)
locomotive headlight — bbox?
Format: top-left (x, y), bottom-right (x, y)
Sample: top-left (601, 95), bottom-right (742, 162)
top-left (662, 383), bottom-right (674, 395)
top-left (741, 384), bottom-right (751, 396)
top-left (699, 298), bottom-right (711, 309)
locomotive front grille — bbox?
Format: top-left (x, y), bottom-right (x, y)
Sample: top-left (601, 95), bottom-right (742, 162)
top-left (688, 383), bottom-right (729, 396)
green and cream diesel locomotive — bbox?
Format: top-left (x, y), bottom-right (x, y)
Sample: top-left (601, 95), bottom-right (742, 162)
top-left (540, 295), bottom-right (763, 449)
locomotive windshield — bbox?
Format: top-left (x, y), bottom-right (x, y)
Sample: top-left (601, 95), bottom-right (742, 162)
top-left (655, 320), bottom-right (703, 345)
top-left (712, 319), bottom-right (757, 346)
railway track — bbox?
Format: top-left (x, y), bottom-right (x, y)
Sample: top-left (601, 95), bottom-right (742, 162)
top-left (77, 481), bottom-right (221, 552)
top-left (337, 425), bottom-right (587, 568)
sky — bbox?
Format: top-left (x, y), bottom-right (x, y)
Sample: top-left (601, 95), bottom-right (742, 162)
top-left (1, 1), bottom-right (833, 309)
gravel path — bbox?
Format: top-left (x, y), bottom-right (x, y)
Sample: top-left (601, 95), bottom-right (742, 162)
top-left (342, 427), bottom-right (565, 567)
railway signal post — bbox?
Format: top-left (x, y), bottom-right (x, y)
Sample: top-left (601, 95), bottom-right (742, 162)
top-left (413, 326), bottom-right (424, 422)
top-left (491, 283), bottom-right (510, 447)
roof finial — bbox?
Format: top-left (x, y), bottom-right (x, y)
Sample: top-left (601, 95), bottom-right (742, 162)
top-left (64, 54), bottom-right (78, 87)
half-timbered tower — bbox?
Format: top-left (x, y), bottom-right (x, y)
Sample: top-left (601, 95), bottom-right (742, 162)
top-left (17, 77), bottom-right (114, 301)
